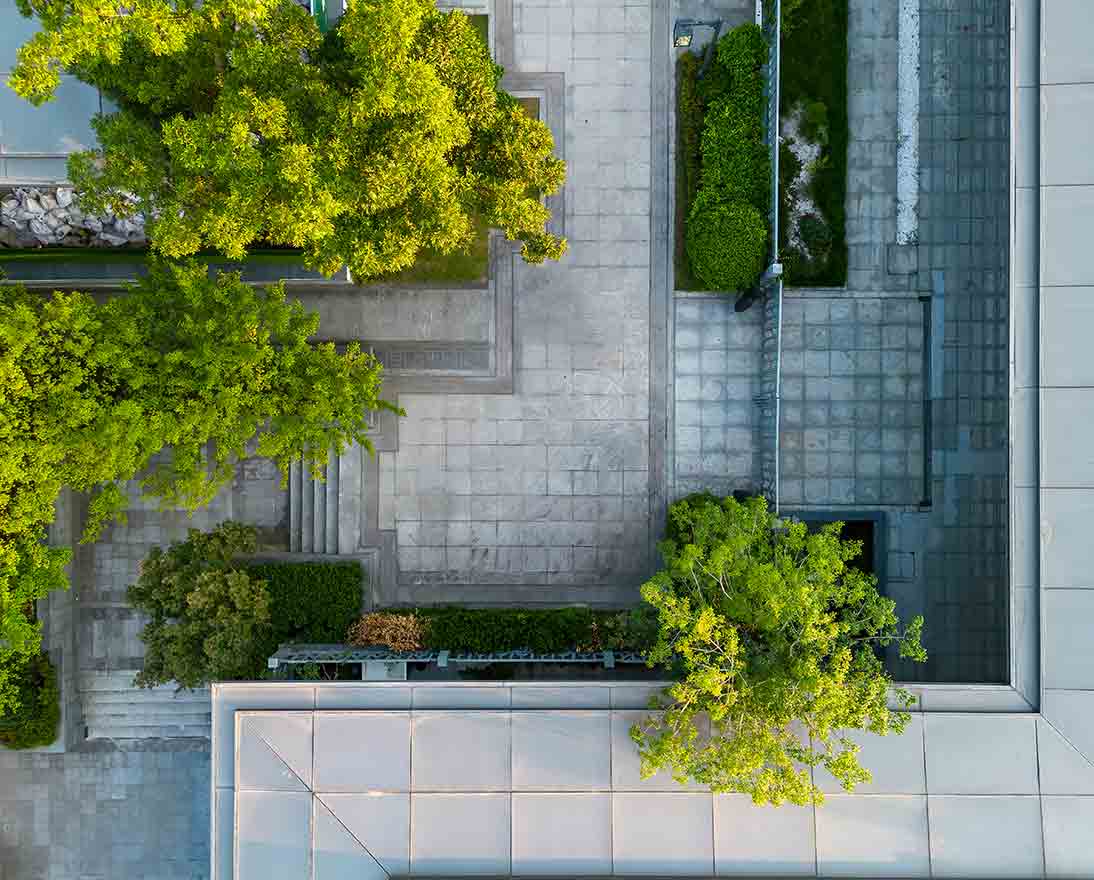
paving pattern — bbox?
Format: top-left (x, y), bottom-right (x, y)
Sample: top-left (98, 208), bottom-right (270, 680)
top-left (0, 746), bottom-right (210, 880)
top-left (673, 296), bottom-right (764, 500)
top-left (883, 0), bottom-right (1010, 683)
top-left (378, 0), bottom-right (660, 602)
top-left (779, 295), bottom-right (926, 507)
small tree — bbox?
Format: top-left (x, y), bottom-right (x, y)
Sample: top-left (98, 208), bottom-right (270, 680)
top-left (0, 261), bottom-right (397, 664)
top-left (11, 0), bottom-right (566, 278)
top-left (129, 522), bottom-right (270, 689)
top-left (633, 494), bottom-right (926, 805)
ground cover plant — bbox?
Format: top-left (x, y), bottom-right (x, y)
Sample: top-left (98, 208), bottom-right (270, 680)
top-left (10, 0), bottom-right (565, 280)
top-left (0, 262), bottom-right (396, 669)
top-left (779, 0), bottom-right (849, 284)
top-left (675, 24), bottom-right (771, 292)
top-left (632, 493), bottom-right (926, 805)
top-left (129, 522), bottom-right (363, 688)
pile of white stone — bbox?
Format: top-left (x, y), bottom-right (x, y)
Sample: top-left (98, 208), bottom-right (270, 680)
top-left (0, 186), bottom-right (148, 248)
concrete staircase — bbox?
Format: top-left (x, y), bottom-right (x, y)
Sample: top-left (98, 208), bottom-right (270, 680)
top-left (79, 671), bottom-right (211, 741)
top-left (288, 444), bottom-right (363, 555)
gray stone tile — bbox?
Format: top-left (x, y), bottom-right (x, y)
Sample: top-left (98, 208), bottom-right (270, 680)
top-left (1043, 796), bottom-right (1094, 877)
top-left (612, 793), bottom-right (713, 875)
top-left (1044, 590), bottom-right (1094, 689)
top-left (928, 796), bottom-right (1044, 878)
top-left (713, 795), bottom-right (815, 876)
top-left (512, 794), bottom-right (611, 875)
top-left (924, 716), bottom-right (1038, 794)
top-left (410, 794), bottom-right (510, 876)
top-left (815, 796), bottom-right (929, 878)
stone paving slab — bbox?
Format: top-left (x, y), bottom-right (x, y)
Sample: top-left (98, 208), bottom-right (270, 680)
top-left (778, 295), bottom-right (926, 507)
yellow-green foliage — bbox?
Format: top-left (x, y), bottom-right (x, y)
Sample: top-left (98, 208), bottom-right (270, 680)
top-left (0, 263), bottom-right (397, 704)
top-left (632, 493), bottom-right (926, 805)
top-left (11, 0), bottom-right (566, 278)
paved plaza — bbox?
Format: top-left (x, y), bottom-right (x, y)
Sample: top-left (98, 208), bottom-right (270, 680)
top-left (0, 0), bottom-right (1021, 875)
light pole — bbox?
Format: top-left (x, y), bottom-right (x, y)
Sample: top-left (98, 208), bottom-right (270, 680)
top-left (672, 18), bottom-right (723, 78)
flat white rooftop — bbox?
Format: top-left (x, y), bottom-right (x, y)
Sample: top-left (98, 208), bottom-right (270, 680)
top-left (211, 681), bottom-right (1094, 880)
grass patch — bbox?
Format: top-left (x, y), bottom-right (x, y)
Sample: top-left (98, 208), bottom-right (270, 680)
top-left (780, 0), bottom-right (848, 285)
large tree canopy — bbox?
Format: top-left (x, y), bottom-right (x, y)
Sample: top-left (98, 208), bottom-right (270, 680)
top-left (0, 262), bottom-right (397, 680)
top-left (10, 0), bottom-right (566, 278)
top-left (633, 494), bottom-right (926, 805)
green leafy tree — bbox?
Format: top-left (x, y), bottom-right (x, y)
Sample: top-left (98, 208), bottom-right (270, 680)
top-left (633, 494), bottom-right (926, 805)
top-left (128, 522), bottom-right (271, 688)
top-left (11, 0), bottom-right (566, 278)
top-left (0, 261), bottom-right (397, 674)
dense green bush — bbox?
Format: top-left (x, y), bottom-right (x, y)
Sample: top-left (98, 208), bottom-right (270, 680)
top-left (362, 606), bottom-right (658, 654)
top-left (250, 561), bottom-right (363, 647)
top-left (678, 23), bottom-right (771, 293)
top-left (677, 52), bottom-right (705, 225)
top-left (130, 522), bottom-right (363, 688)
top-left (799, 213), bottom-right (833, 257)
top-left (0, 651), bottom-right (60, 749)
top-left (686, 195), bottom-right (767, 292)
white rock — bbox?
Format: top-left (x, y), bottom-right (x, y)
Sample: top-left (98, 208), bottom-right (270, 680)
top-left (23, 197), bottom-right (43, 215)
top-left (38, 193), bottom-right (58, 212)
top-left (83, 216), bottom-right (103, 233)
top-left (28, 217), bottom-right (51, 237)
top-left (1, 197), bottom-right (17, 213)
top-left (54, 224), bottom-right (72, 238)
top-left (42, 213), bottom-right (62, 230)
top-left (55, 187), bottom-right (74, 208)
top-left (99, 232), bottom-right (129, 246)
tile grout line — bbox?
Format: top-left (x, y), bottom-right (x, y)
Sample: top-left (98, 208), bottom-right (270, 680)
top-left (923, 715), bottom-right (933, 878)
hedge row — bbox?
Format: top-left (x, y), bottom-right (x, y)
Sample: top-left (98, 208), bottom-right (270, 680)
top-left (683, 24), bottom-right (771, 293)
top-left (0, 651), bottom-right (60, 750)
top-left (349, 606), bottom-right (658, 655)
top-left (250, 561), bottom-right (364, 651)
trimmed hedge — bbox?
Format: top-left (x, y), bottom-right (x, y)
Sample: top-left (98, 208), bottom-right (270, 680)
top-left (358, 606), bottom-right (658, 655)
top-left (250, 561), bottom-right (363, 649)
top-left (679, 23), bottom-right (771, 293)
top-left (0, 652), bottom-right (60, 749)
top-left (674, 52), bottom-right (705, 290)
top-left (686, 195), bottom-right (767, 293)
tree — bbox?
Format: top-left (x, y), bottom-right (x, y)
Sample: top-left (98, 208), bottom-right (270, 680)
top-left (11, 0), bottom-right (567, 278)
top-left (632, 494), bottom-right (926, 805)
top-left (128, 522), bottom-right (271, 688)
top-left (0, 261), bottom-right (397, 668)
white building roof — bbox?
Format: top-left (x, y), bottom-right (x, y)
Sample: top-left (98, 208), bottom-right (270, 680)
top-left (210, 680), bottom-right (1094, 879)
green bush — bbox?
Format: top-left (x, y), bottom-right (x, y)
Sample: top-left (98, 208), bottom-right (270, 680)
top-left (0, 652), bottom-right (60, 749)
top-left (250, 561), bottom-right (363, 647)
top-left (686, 194), bottom-right (768, 292)
top-left (799, 213), bottom-right (833, 256)
top-left (801, 100), bottom-right (830, 146)
top-left (700, 97), bottom-right (770, 210)
top-left (130, 523), bottom-right (364, 687)
top-left (365, 606), bottom-right (657, 654)
top-left (676, 52), bottom-right (705, 223)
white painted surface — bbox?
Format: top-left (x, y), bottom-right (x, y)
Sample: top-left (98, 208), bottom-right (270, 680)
top-left (928, 796), bottom-right (1045, 878)
top-left (313, 712), bottom-right (410, 792)
top-left (511, 711), bottom-right (611, 789)
top-left (512, 793), bottom-right (612, 875)
top-left (924, 716), bottom-right (1039, 794)
top-left (815, 796), bottom-right (930, 878)
top-left (612, 793), bottom-right (713, 875)
top-left (714, 795), bottom-right (816, 876)
top-left (896, 0), bottom-right (920, 244)
top-left (411, 794), bottom-right (511, 875)
top-left (412, 712), bottom-right (511, 791)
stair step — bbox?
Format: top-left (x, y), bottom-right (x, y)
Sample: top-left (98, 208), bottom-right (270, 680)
top-left (288, 445), bottom-right (349, 555)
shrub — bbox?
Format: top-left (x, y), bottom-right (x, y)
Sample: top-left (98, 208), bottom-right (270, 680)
top-left (677, 52), bottom-right (705, 220)
top-left (700, 97), bottom-right (770, 210)
top-left (129, 523), bottom-right (363, 688)
top-left (631, 493), bottom-right (926, 806)
top-left (352, 606), bottom-right (657, 654)
top-left (0, 651), bottom-right (60, 749)
top-left (799, 212), bottom-right (833, 257)
top-left (686, 194), bottom-right (768, 292)
top-left (348, 613), bottom-right (426, 652)
top-left (801, 100), bottom-right (830, 146)
top-left (250, 561), bottom-right (362, 647)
